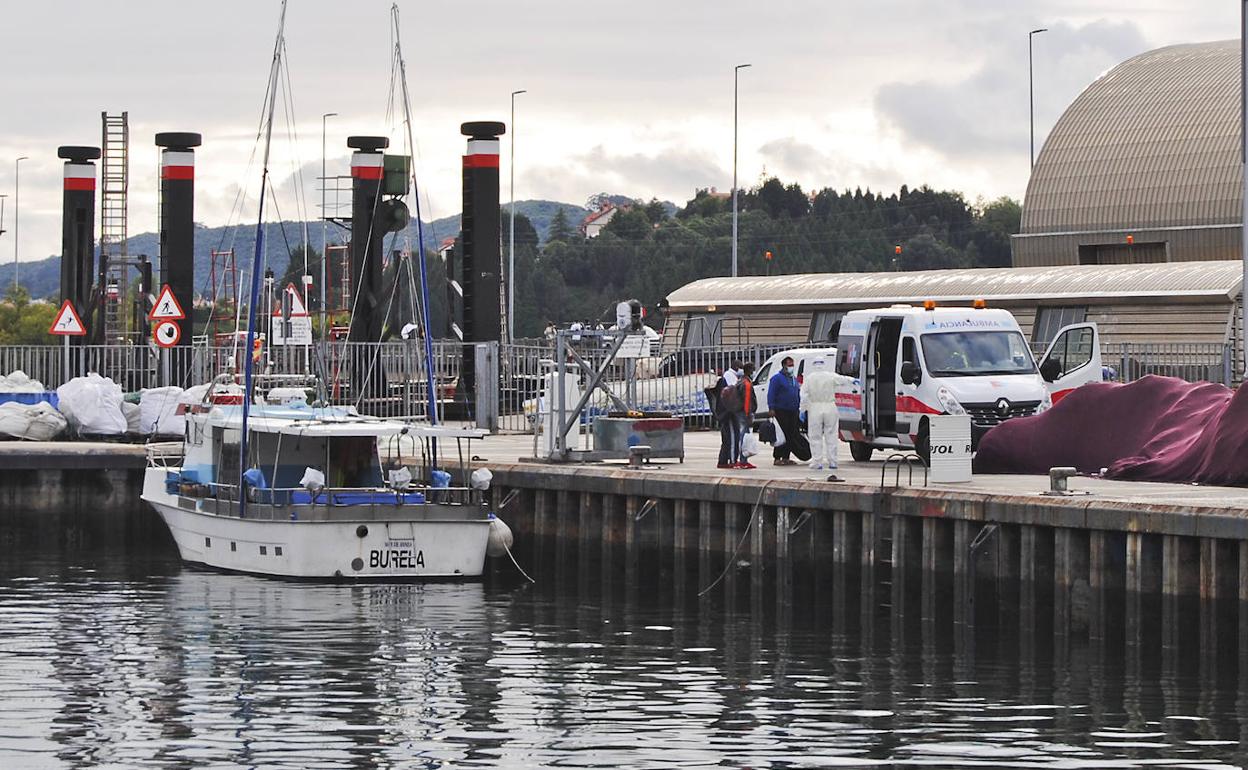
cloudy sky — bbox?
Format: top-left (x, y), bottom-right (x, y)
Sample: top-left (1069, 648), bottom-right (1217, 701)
top-left (0, 0), bottom-right (1237, 263)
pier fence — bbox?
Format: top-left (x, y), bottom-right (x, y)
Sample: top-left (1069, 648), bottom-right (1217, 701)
top-left (0, 339), bottom-right (1232, 429)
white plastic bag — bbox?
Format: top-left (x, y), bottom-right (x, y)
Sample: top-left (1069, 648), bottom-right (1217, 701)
top-left (0, 402), bottom-right (67, 440)
top-left (741, 431), bottom-right (761, 458)
top-left (123, 402), bottom-right (142, 433)
top-left (0, 370), bottom-right (48, 393)
top-left (55, 373), bottom-right (127, 435)
top-left (772, 417), bottom-right (787, 448)
top-left (140, 386), bottom-right (186, 436)
top-left (470, 468), bottom-right (493, 490)
top-left (299, 467), bottom-right (326, 493)
top-left (388, 467), bottom-right (413, 490)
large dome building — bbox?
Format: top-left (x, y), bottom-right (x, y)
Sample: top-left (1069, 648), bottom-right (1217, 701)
top-left (1012, 40), bottom-right (1242, 267)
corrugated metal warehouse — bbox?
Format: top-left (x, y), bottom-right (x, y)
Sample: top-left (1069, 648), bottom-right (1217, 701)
top-left (1012, 40), bottom-right (1242, 267)
top-left (662, 261), bottom-right (1241, 380)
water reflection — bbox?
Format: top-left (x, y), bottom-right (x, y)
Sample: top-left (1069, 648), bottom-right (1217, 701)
top-left (0, 548), bottom-right (1244, 768)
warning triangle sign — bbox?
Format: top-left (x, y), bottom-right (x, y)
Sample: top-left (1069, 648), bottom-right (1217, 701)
top-left (49, 300), bottom-right (87, 336)
top-left (272, 283), bottom-right (309, 317)
top-left (149, 285), bottom-right (185, 321)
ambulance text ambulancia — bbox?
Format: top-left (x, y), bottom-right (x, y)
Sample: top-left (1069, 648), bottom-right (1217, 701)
top-left (834, 302), bottom-right (1101, 462)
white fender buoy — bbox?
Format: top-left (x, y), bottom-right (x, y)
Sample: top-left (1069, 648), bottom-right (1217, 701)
top-left (486, 513), bottom-right (514, 558)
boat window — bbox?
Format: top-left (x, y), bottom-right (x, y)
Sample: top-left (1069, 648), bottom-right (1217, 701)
top-left (214, 427), bottom-right (240, 486)
top-left (328, 437), bottom-right (383, 489)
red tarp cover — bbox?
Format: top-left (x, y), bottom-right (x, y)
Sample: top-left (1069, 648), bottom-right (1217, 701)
top-left (972, 375), bottom-right (1248, 485)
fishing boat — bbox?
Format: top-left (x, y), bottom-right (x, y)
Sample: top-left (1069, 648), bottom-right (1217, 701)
top-left (142, 397), bottom-right (497, 579)
top-left (142, 1), bottom-right (507, 580)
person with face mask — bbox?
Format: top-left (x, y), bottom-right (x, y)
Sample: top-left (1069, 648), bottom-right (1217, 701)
top-left (767, 356), bottom-right (808, 465)
top-left (800, 356), bottom-right (850, 481)
top-left (712, 360), bottom-right (746, 468)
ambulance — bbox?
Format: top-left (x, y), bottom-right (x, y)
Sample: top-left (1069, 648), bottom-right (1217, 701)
top-left (834, 302), bottom-right (1101, 461)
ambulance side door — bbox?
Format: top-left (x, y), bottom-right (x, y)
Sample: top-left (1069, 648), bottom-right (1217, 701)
top-left (834, 329), bottom-right (867, 439)
top-left (1037, 323), bottom-right (1101, 404)
top-left (896, 335), bottom-right (923, 440)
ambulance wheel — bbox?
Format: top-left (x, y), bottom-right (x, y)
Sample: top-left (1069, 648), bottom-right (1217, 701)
top-left (849, 442), bottom-right (874, 462)
top-left (916, 419), bottom-right (931, 467)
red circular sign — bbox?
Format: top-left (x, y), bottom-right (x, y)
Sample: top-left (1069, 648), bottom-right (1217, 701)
top-left (153, 320), bottom-right (181, 348)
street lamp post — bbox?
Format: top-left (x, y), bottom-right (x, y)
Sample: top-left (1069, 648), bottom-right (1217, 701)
top-left (1029, 28), bottom-right (1048, 169)
top-left (509, 89), bottom-right (526, 342)
top-left (732, 63), bottom-right (751, 278)
top-left (0, 195), bottom-right (8, 284)
top-left (321, 112), bottom-right (337, 342)
top-left (1240, 1), bottom-right (1247, 374)
top-left (13, 157), bottom-right (28, 295)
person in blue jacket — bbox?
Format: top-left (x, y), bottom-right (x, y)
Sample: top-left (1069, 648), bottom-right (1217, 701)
top-left (767, 356), bottom-right (809, 465)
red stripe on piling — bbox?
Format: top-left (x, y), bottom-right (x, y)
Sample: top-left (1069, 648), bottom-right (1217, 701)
top-left (161, 165), bottom-right (194, 180)
top-left (351, 166), bottom-right (384, 180)
top-left (462, 154), bottom-right (499, 169)
top-left (63, 178), bottom-right (95, 191)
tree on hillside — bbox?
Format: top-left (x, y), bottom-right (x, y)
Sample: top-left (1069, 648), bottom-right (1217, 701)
top-left (602, 208), bottom-right (652, 240)
top-left (0, 286), bottom-right (57, 345)
top-left (678, 188), bottom-right (729, 219)
top-left (500, 210), bottom-right (539, 249)
top-left (546, 207), bottom-right (576, 244)
top-left (642, 198), bottom-right (668, 224)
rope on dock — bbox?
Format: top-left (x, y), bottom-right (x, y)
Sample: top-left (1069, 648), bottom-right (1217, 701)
top-left (504, 539), bottom-right (536, 584)
top-left (697, 479), bottom-right (776, 597)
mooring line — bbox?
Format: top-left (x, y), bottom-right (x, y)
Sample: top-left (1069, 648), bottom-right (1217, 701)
top-left (503, 539), bottom-right (536, 584)
top-left (697, 479), bottom-right (777, 597)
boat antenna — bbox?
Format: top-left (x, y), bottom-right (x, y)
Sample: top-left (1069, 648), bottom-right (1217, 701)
top-left (391, 3), bottom-right (440, 427)
top-left (239, 0), bottom-right (290, 517)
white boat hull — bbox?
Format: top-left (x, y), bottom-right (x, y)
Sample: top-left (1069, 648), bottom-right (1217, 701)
top-left (142, 469), bottom-right (491, 580)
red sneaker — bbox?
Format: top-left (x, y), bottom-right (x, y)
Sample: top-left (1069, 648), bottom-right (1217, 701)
top-left (736, 461), bottom-right (757, 469)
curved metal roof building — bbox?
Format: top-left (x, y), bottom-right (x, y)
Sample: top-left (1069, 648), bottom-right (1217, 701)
top-left (1012, 40), bottom-right (1242, 267)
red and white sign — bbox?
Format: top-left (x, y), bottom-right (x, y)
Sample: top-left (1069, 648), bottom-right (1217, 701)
top-left (350, 153), bottom-right (384, 180)
top-left (63, 164), bottom-right (96, 192)
top-left (160, 150), bottom-right (195, 181)
top-left (463, 138), bottom-right (500, 169)
top-left (149, 285), bottom-right (185, 321)
top-left (272, 283), bottom-right (309, 317)
top-left (153, 320), bottom-right (181, 348)
top-left (49, 300), bottom-right (87, 336)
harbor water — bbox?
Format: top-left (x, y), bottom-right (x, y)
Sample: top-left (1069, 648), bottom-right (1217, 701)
top-left (1, 536), bottom-right (1246, 769)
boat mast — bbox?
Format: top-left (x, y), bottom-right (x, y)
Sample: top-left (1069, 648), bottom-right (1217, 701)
top-left (240, 0), bottom-right (289, 517)
top-left (391, 4), bottom-right (440, 427)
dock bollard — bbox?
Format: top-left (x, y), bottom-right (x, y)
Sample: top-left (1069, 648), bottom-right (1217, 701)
top-left (628, 445), bottom-right (652, 468)
top-left (1047, 467), bottom-right (1078, 495)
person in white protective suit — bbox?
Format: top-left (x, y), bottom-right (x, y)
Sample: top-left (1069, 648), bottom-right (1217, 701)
top-left (800, 357), bottom-right (851, 481)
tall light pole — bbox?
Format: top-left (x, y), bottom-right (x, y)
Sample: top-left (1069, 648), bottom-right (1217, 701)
top-left (508, 89), bottom-right (526, 342)
top-left (0, 195), bottom-right (8, 286)
top-left (1029, 28), bottom-right (1047, 169)
top-left (1240, 1), bottom-right (1247, 375)
top-left (728, 63), bottom-right (748, 278)
top-left (321, 112), bottom-right (337, 342)
top-left (13, 157), bottom-right (27, 294)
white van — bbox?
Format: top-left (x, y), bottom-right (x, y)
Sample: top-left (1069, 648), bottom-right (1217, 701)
top-left (751, 346), bottom-right (838, 416)
top-left (834, 304), bottom-right (1101, 461)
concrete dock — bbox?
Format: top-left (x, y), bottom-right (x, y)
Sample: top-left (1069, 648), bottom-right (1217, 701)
top-left (4, 431), bottom-right (1248, 653)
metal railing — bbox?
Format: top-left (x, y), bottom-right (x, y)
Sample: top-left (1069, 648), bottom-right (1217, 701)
top-left (1109, 342), bottom-right (1232, 386)
top-left (2, 339), bottom-right (1236, 433)
top-left (495, 341), bottom-right (785, 434)
top-left (1029, 340), bottom-right (1233, 385)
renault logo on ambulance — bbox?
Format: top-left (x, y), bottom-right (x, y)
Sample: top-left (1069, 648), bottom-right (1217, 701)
top-left (995, 398), bottom-right (1011, 417)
